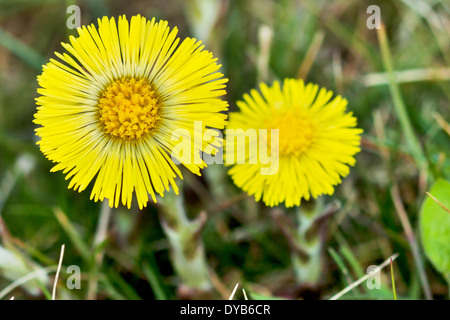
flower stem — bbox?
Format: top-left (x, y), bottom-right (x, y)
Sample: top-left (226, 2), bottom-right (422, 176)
top-left (273, 199), bottom-right (339, 285)
top-left (158, 190), bottom-right (212, 292)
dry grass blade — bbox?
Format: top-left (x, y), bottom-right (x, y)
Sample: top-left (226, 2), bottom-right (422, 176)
top-left (391, 185), bottom-right (432, 299)
top-left (0, 266), bottom-right (56, 300)
top-left (228, 283), bottom-right (240, 300)
top-left (52, 244), bottom-right (65, 300)
top-left (329, 253), bottom-right (399, 300)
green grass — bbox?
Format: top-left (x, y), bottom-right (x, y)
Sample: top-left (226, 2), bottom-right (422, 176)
top-left (0, 0), bottom-right (449, 300)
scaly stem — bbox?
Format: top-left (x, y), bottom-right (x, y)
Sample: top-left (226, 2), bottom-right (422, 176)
top-left (158, 190), bottom-right (212, 292)
top-left (273, 199), bottom-right (339, 285)
top-left (291, 200), bottom-right (324, 284)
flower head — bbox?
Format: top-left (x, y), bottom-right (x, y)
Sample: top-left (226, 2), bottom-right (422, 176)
top-left (34, 15), bottom-right (228, 209)
top-left (227, 79), bottom-right (362, 207)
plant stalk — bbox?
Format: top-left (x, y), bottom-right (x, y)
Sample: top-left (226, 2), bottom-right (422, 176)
top-left (291, 201), bottom-right (324, 284)
top-left (158, 190), bottom-right (212, 292)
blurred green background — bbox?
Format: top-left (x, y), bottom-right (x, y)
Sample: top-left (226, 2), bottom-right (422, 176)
top-left (0, 0), bottom-right (449, 300)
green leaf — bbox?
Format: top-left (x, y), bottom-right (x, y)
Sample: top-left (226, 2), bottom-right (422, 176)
top-left (420, 179), bottom-right (450, 283)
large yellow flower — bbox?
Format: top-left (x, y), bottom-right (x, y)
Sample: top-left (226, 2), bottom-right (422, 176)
top-left (227, 79), bottom-right (362, 207)
top-left (34, 15), bottom-right (228, 209)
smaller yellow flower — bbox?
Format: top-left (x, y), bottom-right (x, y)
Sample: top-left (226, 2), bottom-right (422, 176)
top-left (227, 78), bottom-right (363, 207)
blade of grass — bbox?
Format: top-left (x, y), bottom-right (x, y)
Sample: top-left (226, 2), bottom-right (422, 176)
top-left (87, 201), bottom-right (112, 300)
top-left (447, 276), bottom-right (450, 300)
top-left (390, 184), bottom-right (432, 299)
top-left (390, 258), bottom-right (397, 300)
top-left (142, 256), bottom-right (168, 300)
top-left (53, 208), bottom-right (90, 262)
top-left (249, 291), bottom-right (286, 300)
top-left (340, 245), bottom-right (365, 279)
top-left (303, 0), bottom-right (381, 68)
top-left (98, 275), bottom-right (127, 300)
top-left (51, 244), bottom-right (65, 300)
top-left (400, 0), bottom-right (450, 66)
top-left (228, 282), bottom-right (240, 300)
top-left (297, 30), bottom-right (324, 79)
top-left (432, 113), bottom-right (450, 136)
top-left (0, 266), bottom-right (56, 300)
top-left (106, 269), bottom-right (142, 300)
top-left (0, 27), bottom-right (45, 70)
top-left (330, 253), bottom-right (399, 300)
top-left (328, 247), bottom-right (354, 286)
top-left (362, 68), bottom-right (450, 87)
top-left (426, 192), bottom-right (450, 214)
top-left (376, 24), bottom-right (427, 170)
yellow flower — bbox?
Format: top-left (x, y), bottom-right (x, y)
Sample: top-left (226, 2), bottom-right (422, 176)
top-left (34, 15), bottom-right (228, 209)
top-left (227, 79), bottom-right (362, 207)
